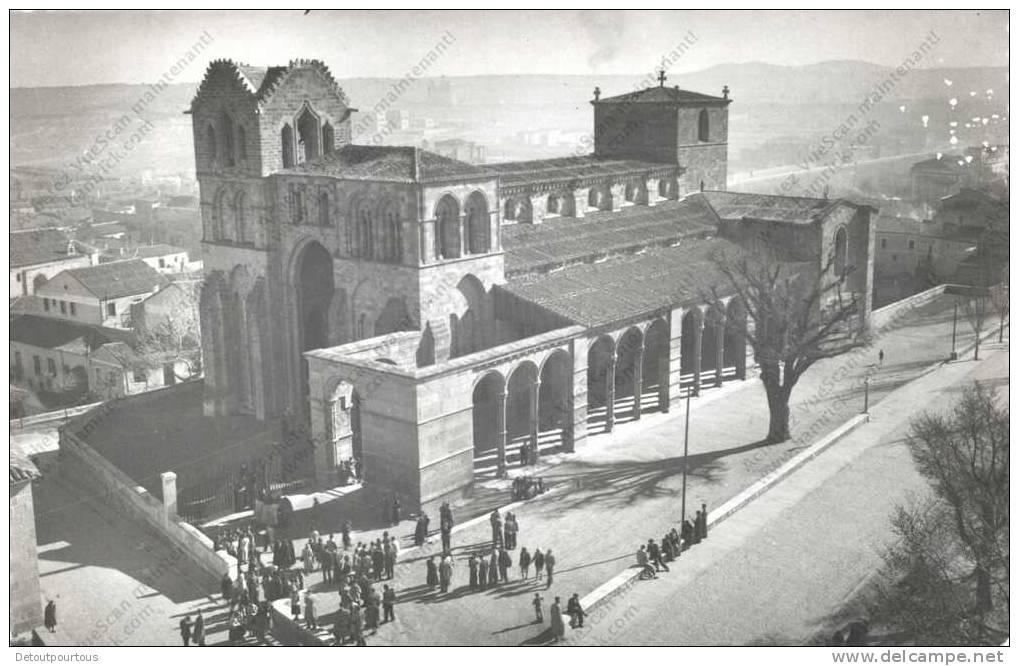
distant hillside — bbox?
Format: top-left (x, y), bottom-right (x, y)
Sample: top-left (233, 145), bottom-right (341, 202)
top-left (9, 60), bottom-right (1008, 176)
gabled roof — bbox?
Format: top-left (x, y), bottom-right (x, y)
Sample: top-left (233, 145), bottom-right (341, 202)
top-left (191, 59), bottom-right (350, 111)
top-left (485, 155), bottom-right (679, 189)
top-left (280, 145), bottom-right (493, 183)
top-left (700, 190), bottom-right (856, 225)
top-left (595, 85), bottom-right (730, 106)
top-left (10, 228), bottom-right (80, 269)
top-left (129, 244), bottom-right (189, 259)
top-left (61, 259), bottom-right (168, 299)
top-left (9, 314), bottom-right (135, 350)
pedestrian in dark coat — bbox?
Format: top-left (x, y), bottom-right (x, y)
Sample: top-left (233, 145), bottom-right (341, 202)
top-left (533, 548), bottom-right (545, 581)
top-left (682, 519), bottom-right (695, 549)
top-left (532, 593), bottom-right (544, 623)
top-left (468, 554), bottom-right (479, 590)
top-left (498, 547), bottom-right (512, 583)
top-left (488, 550), bottom-right (500, 586)
top-left (550, 598), bottom-right (565, 642)
top-left (545, 550), bottom-right (556, 588)
top-left (351, 604), bottom-right (366, 646)
top-left (648, 539), bottom-right (669, 572)
top-left (426, 556), bottom-right (439, 588)
top-left (179, 615), bottom-right (192, 646)
top-left (519, 547), bottom-right (532, 579)
top-left (478, 555), bottom-right (489, 590)
top-left (384, 546), bottom-right (396, 580)
top-left (193, 611), bottom-right (206, 646)
top-left (567, 593), bottom-right (586, 628)
top-left (382, 585), bottom-right (396, 623)
top-left (698, 503), bottom-right (709, 540)
top-left (391, 497), bottom-right (402, 525)
top-left (692, 511), bottom-right (704, 544)
top-left (490, 510), bottom-right (503, 547)
top-left (441, 524), bottom-right (452, 553)
top-left (44, 600), bottom-right (57, 633)
top-left (342, 521), bottom-right (352, 550)
top-left (221, 574), bottom-right (233, 601)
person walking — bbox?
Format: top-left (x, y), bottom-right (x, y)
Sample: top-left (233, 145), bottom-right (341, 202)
top-left (519, 546), bottom-right (532, 579)
top-left (441, 524), bottom-right (452, 553)
top-left (439, 553), bottom-right (453, 593)
top-left (637, 544), bottom-right (656, 579)
top-left (490, 509), bottom-right (503, 548)
top-left (550, 597), bottom-right (566, 643)
top-left (504, 513), bottom-right (515, 550)
top-left (426, 555), bottom-right (439, 589)
top-left (305, 593), bottom-right (317, 630)
top-left (384, 543), bottom-right (397, 580)
top-left (179, 615), bottom-right (192, 646)
top-left (544, 550), bottom-right (556, 588)
top-left (698, 503), bottom-right (709, 540)
top-left (193, 611), bottom-right (206, 646)
top-left (488, 550), bottom-right (500, 587)
top-left (342, 520), bottom-right (352, 550)
top-left (532, 593), bottom-right (544, 624)
top-left (567, 593), bottom-right (586, 628)
top-left (44, 600), bottom-right (57, 633)
top-left (351, 603), bottom-right (366, 646)
top-left (391, 496), bottom-right (402, 526)
top-left (533, 548), bottom-right (545, 582)
top-left (382, 585), bottom-right (396, 623)
top-left (468, 553), bottom-right (479, 590)
top-left (478, 553), bottom-right (489, 591)
top-left (498, 547), bottom-right (512, 583)
top-left (648, 538), bottom-right (669, 572)
top-left (878, 349), bottom-right (884, 366)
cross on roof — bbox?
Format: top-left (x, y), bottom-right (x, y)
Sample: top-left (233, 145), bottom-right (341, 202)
top-left (658, 69), bottom-right (667, 87)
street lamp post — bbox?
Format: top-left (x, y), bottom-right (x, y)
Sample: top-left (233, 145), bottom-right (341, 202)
top-left (863, 377), bottom-right (870, 414)
top-left (949, 300), bottom-right (959, 361)
top-left (680, 388), bottom-right (691, 533)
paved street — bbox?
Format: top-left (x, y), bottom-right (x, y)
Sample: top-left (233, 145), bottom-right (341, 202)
top-left (569, 343), bottom-right (1007, 646)
top-left (283, 293), bottom-right (987, 646)
top-left (32, 458), bottom-right (249, 646)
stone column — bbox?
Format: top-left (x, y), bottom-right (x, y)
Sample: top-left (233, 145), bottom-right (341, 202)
top-left (458, 214), bottom-right (467, 257)
top-left (160, 471), bottom-right (177, 522)
top-left (495, 388), bottom-right (507, 477)
top-left (569, 191), bottom-right (585, 218)
top-left (633, 340), bottom-right (645, 420)
top-left (693, 313), bottom-right (704, 397)
top-left (529, 379), bottom-right (541, 461)
top-left (561, 370), bottom-right (574, 452)
top-left (715, 315), bottom-right (726, 387)
top-left (605, 350), bottom-right (617, 432)
top-left (325, 398), bottom-right (338, 469)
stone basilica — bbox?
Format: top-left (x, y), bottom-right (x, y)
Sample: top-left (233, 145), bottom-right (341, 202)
top-left (192, 59), bottom-right (874, 511)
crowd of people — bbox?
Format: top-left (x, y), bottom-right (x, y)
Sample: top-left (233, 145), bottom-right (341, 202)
top-left (511, 475), bottom-right (547, 501)
top-left (636, 503), bottom-right (709, 580)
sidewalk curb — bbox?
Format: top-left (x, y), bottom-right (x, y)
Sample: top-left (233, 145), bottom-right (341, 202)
top-left (579, 412), bottom-right (870, 611)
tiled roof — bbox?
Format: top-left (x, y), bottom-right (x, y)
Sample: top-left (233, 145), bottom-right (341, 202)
top-left (62, 259), bottom-right (167, 299)
top-left (499, 236), bottom-right (745, 328)
top-left (129, 244), bottom-right (188, 259)
top-left (595, 85), bottom-right (729, 106)
top-left (10, 229), bottom-right (78, 268)
top-left (486, 155), bottom-right (678, 189)
top-left (192, 59), bottom-right (349, 110)
top-left (9, 314), bottom-right (134, 350)
top-left (281, 145), bottom-right (493, 183)
top-left (10, 449), bottom-right (40, 485)
top-left (503, 197), bottom-right (719, 276)
top-left (701, 190), bottom-right (842, 224)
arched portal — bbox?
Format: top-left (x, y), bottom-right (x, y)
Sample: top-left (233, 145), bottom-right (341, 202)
top-left (297, 106), bottom-right (320, 162)
top-left (698, 108), bottom-right (710, 142)
top-left (724, 299), bottom-right (747, 380)
top-left (586, 335), bottom-right (615, 432)
top-left (546, 193), bottom-right (560, 215)
top-left (834, 226), bottom-right (848, 276)
top-left (472, 372), bottom-right (504, 461)
top-left (506, 361), bottom-right (539, 463)
top-left (680, 309), bottom-right (702, 392)
top-left (642, 319), bottom-right (670, 413)
top-left (281, 124), bottom-right (294, 169)
top-left (538, 351), bottom-right (572, 454)
top-left (350, 389), bottom-right (363, 464)
top-left (614, 327), bottom-right (644, 423)
top-left (436, 194), bottom-right (461, 259)
top-left (465, 191), bottom-right (490, 254)
top-left (295, 240), bottom-right (334, 394)
top-left (220, 112), bottom-right (235, 167)
top-left (701, 307), bottom-right (724, 388)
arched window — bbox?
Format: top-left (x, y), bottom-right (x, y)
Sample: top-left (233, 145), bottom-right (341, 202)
top-left (547, 194), bottom-right (560, 215)
top-left (291, 185), bottom-right (305, 225)
top-left (465, 191), bottom-right (490, 254)
top-left (213, 190), bottom-right (227, 240)
top-left (297, 107), bottom-right (320, 162)
top-left (357, 204), bottom-right (374, 259)
top-left (436, 195), bottom-right (461, 259)
top-left (588, 187), bottom-right (599, 209)
top-left (237, 124), bottom-right (247, 161)
top-left (698, 108), bottom-right (710, 142)
top-left (322, 122), bottom-right (335, 155)
top-left (834, 226), bottom-right (849, 276)
top-left (504, 198), bottom-right (517, 221)
top-left (318, 191), bottom-right (330, 228)
top-left (206, 125), bottom-right (217, 165)
top-left (234, 192), bottom-right (247, 243)
top-left (220, 112), bottom-right (235, 167)
top-left (281, 124), bottom-right (294, 169)
top-left (378, 202), bottom-right (401, 263)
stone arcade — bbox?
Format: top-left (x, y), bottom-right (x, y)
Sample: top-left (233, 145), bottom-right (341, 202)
top-left (192, 59), bottom-right (875, 511)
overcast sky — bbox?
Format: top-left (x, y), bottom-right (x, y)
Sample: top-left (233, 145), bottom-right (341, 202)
top-left (10, 9), bottom-right (1009, 88)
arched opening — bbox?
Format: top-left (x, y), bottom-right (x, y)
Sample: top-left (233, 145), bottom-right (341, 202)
top-left (546, 193), bottom-right (560, 215)
top-left (625, 182), bottom-right (637, 203)
top-left (297, 106), bottom-right (320, 162)
top-left (318, 191), bottom-right (330, 228)
top-left (701, 306), bottom-right (723, 388)
top-left (234, 192), bottom-right (247, 243)
top-left (587, 188), bottom-right (599, 209)
top-left (834, 226), bottom-right (848, 276)
top-left (586, 335), bottom-right (615, 432)
top-left (206, 125), bottom-right (218, 165)
top-left (559, 192), bottom-right (576, 217)
top-left (214, 190), bottom-right (228, 240)
top-left (538, 351), bottom-right (572, 455)
top-left (374, 297), bottom-right (410, 336)
top-left (506, 361), bottom-right (539, 464)
top-left (472, 372), bottom-right (505, 476)
top-left (680, 309), bottom-right (701, 390)
top-left (614, 327), bottom-right (644, 423)
top-left (451, 274), bottom-right (486, 357)
top-left (32, 274), bottom-right (47, 292)
top-left (723, 299), bottom-right (746, 380)
top-left (465, 191), bottom-right (490, 254)
top-left (378, 200), bottom-right (402, 262)
top-left (698, 108), bottom-right (710, 142)
top-left (503, 198), bottom-right (517, 222)
top-left (237, 124), bottom-right (247, 162)
top-left (350, 389), bottom-right (363, 464)
top-left (416, 324), bottom-right (435, 367)
top-left (220, 112), bottom-right (235, 167)
top-left (436, 194), bottom-right (461, 259)
top-left (355, 200), bottom-right (374, 259)
top-left (295, 241), bottom-right (334, 394)
top-left (588, 185), bottom-right (611, 211)
top-left (281, 124), bottom-right (294, 169)
top-left (322, 122), bottom-right (335, 155)
top-left (642, 319), bottom-right (670, 413)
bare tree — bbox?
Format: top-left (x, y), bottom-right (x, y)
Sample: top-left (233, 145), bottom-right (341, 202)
top-left (135, 281), bottom-right (202, 379)
top-left (869, 382), bottom-right (1009, 644)
top-left (709, 249), bottom-right (867, 442)
top-left (960, 290), bottom-right (991, 361)
top-left (989, 268), bottom-right (1008, 343)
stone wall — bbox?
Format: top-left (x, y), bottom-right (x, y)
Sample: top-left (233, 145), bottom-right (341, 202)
top-left (10, 479), bottom-right (42, 636)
